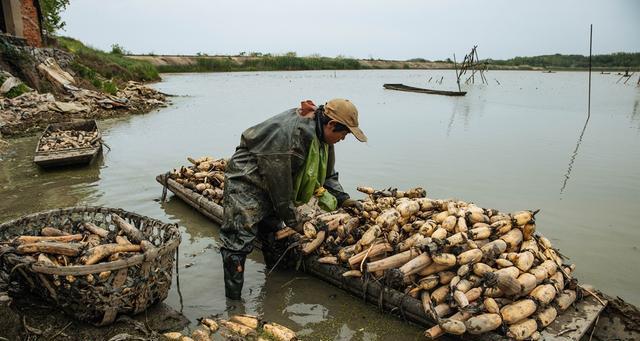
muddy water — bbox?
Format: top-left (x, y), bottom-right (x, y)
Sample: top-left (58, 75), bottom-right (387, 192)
top-left (1, 70), bottom-right (639, 339)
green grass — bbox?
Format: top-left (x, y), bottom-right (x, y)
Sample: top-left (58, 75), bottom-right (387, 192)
top-left (101, 81), bottom-right (118, 95)
top-left (157, 55), bottom-right (364, 73)
top-left (56, 36), bottom-right (159, 82)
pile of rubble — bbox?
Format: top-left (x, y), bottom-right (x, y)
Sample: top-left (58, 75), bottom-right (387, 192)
top-left (0, 58), bottom-right (169, 137)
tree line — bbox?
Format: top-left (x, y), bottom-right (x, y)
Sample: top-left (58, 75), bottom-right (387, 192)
top-left (485, 53), bottom-right (640, 69)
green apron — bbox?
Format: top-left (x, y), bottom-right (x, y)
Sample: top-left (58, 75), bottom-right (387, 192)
top-left (292, 137), bottom-right (337, 211)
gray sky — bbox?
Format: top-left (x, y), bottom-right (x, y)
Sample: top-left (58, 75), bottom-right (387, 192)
top-left (61, 0), bottom-right (639, 60)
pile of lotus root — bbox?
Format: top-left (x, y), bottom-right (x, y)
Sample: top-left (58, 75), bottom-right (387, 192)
top-left (163, 314), bottom-right (297, 341)
top-left (283, 187), bottom-right (581, 340)
top-left (8, 214), bottom-right (151, 287)
top-left (168, 156), bottom-right (227, 204)
top-left (37, 129), bottom-right (100, 152)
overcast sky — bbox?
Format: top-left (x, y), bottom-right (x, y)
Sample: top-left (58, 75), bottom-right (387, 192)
top-left (60, 0), bottom-right (639, 60)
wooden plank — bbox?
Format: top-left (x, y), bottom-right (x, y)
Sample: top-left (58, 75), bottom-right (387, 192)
top-left (383, 83), bottom-right (467, 96)
top-left (34, 147), bottom-right (99, 167)
top-left (155, 174), bottom-right (223, 224)
top-left (541, 295), bottom-right (607, 340)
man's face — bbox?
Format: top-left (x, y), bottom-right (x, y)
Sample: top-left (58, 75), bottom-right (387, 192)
top-left (323, 121), bottom-right (349, 145)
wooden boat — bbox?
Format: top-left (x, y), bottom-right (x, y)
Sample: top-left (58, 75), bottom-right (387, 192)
top-left (383, 83), bottom-right (466, 96)
top-left (156, 173), bottom-right (607, 340)
top-left (33, 120), bottom-right (102, 168)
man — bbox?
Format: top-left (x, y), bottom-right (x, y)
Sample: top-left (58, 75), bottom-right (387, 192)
top-left (220, 98), bottom-right (367, 300)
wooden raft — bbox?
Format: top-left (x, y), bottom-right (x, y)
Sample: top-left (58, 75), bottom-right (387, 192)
top-left (156, 173), bottom-right (606, 340)
top-left (34, 119), bottom-right (102, 168)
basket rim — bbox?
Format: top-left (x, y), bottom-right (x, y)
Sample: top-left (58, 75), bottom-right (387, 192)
top-left (0, 206), bottom-right (181, 275)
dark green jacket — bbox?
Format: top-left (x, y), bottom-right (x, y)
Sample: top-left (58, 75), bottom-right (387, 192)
top-left (221, 108), bottom-right (349, 230)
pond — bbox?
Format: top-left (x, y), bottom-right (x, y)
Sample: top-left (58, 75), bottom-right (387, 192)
top-left (1, 69), bottom-right (639, 340)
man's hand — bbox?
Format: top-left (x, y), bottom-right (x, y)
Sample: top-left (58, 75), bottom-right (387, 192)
top-left (341, 198), bottom-right (363, 211)
top-left (289, 207), bottom-right (312, 233)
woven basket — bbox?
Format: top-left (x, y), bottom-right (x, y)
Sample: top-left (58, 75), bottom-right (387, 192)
top-left (0, 206), bottom-right (181, 326)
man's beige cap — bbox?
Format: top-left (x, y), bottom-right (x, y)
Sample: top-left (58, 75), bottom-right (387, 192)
top-left (324, 98), bottom-right (367, 142)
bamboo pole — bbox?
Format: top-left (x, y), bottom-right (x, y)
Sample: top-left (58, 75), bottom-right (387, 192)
top-left (453, 53), bottom-right (462, 92)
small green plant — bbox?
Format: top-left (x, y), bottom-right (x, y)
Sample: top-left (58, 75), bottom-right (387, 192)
top-left (5, 83), bottom-right (31, 98)
top-left (91, 78), bottom-right (102, 89)
top-left (110, 43), bottom-right (129, 55)
top-left (102, 81), bottom-right (118, 95)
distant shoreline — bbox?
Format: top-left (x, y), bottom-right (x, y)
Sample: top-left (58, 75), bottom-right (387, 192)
top-left (128, 54), bottom-right (640, 73)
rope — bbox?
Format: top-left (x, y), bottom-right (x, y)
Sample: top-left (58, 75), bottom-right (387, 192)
top-left (266, 241), bottom-right (301, 277)
top-left (175, 245), bottom-right (183, 313)
top-left (398, 291), bottom-right (409, 322)
top-left (362, 271), bottom-right (370, 303)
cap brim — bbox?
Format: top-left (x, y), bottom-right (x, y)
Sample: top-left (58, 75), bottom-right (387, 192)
top-left (349, 126), bottom-right (367, 142)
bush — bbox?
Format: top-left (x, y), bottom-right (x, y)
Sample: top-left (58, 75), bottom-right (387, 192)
top-left (102, 81), bottom-right (118, 95)
top-left (110, 44), bottom-right (129, 55)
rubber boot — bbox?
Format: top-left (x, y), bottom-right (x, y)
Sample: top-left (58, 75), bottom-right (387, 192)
top-left (221, 249), bottom-right (246, 300)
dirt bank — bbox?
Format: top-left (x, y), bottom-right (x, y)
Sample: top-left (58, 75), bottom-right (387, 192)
top-left (0, 38), bottom-right (169, 139)
top-left (0, 79), bottom-right (169, 137)
top-left (128, 54), bottom-right (545, 72)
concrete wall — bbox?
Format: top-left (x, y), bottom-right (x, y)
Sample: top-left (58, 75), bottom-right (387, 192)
top-left (1, 0), bottom-right (22, 37)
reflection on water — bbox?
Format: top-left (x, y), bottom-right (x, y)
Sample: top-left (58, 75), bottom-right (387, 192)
top-left (559, 116), bottom-right (590, 194)
top-left (560, 63), bottom-right (592, 194)
top-left (631, 98), bottom-right (639, 130)
top-left (0, 135), bottom-right (103, 220)
top-left (1, 70), bottom-right (640, 339)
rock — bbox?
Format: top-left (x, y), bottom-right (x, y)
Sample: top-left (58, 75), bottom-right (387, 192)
top-left (37, 57), bottom-right (75, 89)
top-left (50, 101), bottom-right (89, 113)
top-left (0, 77), bottom-right (24, 94)
top-left (19, 47), bottom-right (75, 68)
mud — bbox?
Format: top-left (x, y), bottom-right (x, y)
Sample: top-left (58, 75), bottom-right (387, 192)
top-left (0, 288), bottom-right (188, 341)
